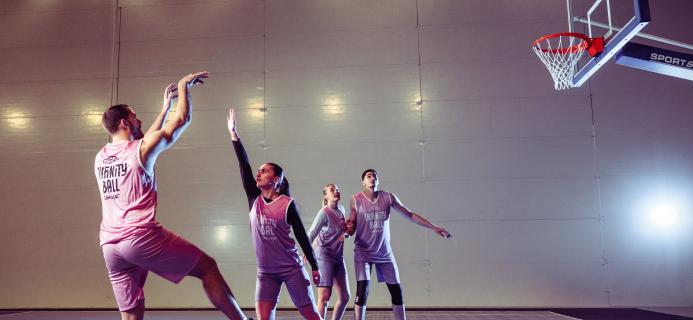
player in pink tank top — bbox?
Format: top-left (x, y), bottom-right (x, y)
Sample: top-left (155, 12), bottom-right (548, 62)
top-left (228, 108), bottom-right (323, 320)
top-left (345, 169), bottom-right (452, 320)
top-left (307, 184), bottom-right (350, 320)
top-left (96, 139), bottom-right (161, 245)
top-left (96, 72), bottom-right (250, 320)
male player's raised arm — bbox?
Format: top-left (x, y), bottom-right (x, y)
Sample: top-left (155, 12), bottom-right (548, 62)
top-left (140, 71), bottom-right (209, 172)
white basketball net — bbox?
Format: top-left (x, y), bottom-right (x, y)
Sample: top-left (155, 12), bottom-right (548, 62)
top-left (532, 34), bottom-right (588, 90)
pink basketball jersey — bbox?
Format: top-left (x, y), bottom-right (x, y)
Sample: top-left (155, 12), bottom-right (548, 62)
top-left (250, 195), bottom-right (302, 274)
top-left (353, 191), bottom-right (394, 261)
top-left (95, 140), bottom-right (160, 245)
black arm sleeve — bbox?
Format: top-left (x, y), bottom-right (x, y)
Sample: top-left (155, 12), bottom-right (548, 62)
top-left (287, 202), bottom-right (319, 271)
top-left (232, 139), bottom-right (261, 209)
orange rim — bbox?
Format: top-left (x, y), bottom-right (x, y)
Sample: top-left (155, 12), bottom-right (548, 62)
top-left (532, 32), bottom-right (591, 54)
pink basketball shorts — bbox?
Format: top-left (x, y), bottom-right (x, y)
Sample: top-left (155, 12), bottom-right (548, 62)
top-left (101, 227), bottom-right (203, 311)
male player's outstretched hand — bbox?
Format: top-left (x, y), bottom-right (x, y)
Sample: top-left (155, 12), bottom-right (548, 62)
top-left (435, 227), bottom-right (452, 239)
top-left (178, 70), bottom-right (209, 88)
top-left (161, 83), bottom-right (178, 111)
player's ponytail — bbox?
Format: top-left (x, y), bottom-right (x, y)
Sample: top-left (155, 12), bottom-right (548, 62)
top-left (278, 177), bottom-right (290, 196)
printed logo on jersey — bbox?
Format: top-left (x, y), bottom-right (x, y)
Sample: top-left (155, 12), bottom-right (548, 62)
top-left (258, 207), bottom-right (278, 240)
top-left (96, 161), bottom-right (128, 200)
top-left (103, 155), bottom-right (119, 165)
top-left (365, 204), bottom-right (386, 231)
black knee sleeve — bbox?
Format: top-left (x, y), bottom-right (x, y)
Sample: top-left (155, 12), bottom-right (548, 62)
top-left (354, 280), bottom-right (370, 306)
top-left (386, 283), bottom-right (403, 305)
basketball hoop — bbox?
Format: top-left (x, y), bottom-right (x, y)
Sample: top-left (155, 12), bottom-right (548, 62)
top-left (532, 32), bottom-right (604, 90)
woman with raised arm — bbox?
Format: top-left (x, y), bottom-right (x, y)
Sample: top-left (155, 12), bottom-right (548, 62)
top-left (227, 108), bottom-right (322, 320)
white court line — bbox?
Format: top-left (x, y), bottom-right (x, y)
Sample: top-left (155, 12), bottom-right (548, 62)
top-left (0, 310), bottom-right (579, 319)
top-left (548, 311), bottom-right (582, 320)
top-left (0, 312), bottom-right (31, 318)
top-left (365, 311), bottom-right (579, 317)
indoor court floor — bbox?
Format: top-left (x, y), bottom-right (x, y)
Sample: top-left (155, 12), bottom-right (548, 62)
top-left (2, 309), bottom-right (693, 320)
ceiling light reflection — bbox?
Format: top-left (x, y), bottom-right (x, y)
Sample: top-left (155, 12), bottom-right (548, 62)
top-left (246, 97), bottom-right (266, 120)
top-left (5, 110), bottom-right (31, 130)
top-left (215, 225), bottom-right (232, 244)
top-left (323, 95), bottom-right (345, 116)
top-left (82, 108), bottom-right (103, 127)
